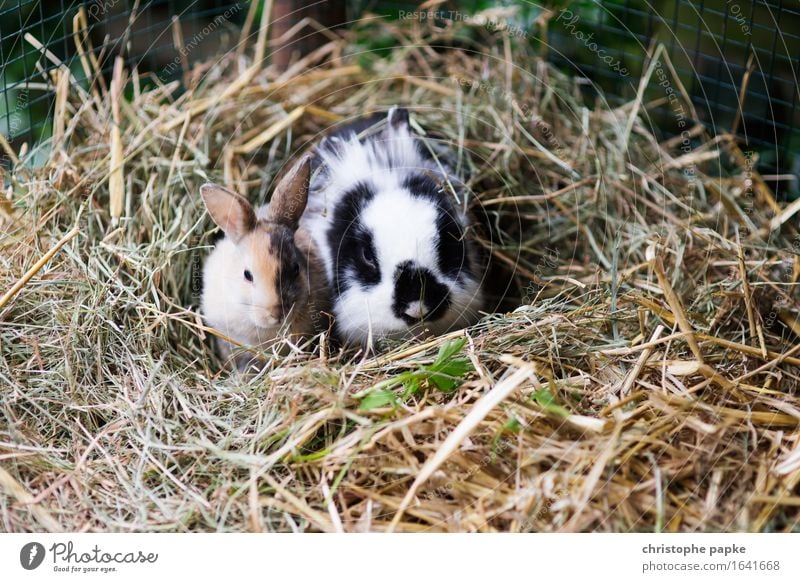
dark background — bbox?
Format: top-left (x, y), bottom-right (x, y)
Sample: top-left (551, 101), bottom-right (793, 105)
top-left (1, 0), bottom-right (797, 199)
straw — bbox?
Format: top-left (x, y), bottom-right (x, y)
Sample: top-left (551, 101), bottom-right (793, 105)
top-left (1, 12), bottom-right (798, 533)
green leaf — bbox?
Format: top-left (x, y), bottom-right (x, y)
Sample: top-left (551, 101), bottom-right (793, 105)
top-left (431, 338), bottom-right (468, 370)
top-left (423, 339), bottom-right (474, 393)
top-left (359, 389), bottom-right (397, 411)
top-left (531, 389), bottom-right (570, 418)
top-left (291, 448), bottom-right (331, 462)
top-left (402, 377), bottom-right (421, 398)
top-left (437, 357), bottom-right (473, 377)
top-left (427, 358), bottom-right (474, 392)
top-left (427, 373), bottom-right (458, 392)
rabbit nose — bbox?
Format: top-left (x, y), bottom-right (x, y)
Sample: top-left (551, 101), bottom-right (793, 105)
top-left (253, 306), bottom-right (282, 327)
top-left (392, 262), bottom-right (451, 324)
top-left (404, 301), bottom-right (428, 320)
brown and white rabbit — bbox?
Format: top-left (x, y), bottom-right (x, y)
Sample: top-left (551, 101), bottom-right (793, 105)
top-left (200, 156), bottom-right (329, 369)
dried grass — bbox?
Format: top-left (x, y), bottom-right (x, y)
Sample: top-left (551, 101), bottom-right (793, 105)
top-left (1, 11), bottom-right (799, 533)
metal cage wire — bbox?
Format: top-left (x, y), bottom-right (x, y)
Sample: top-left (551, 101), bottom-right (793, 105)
top-left (548, 0), bottom-right (799, 197)
top-left (0, 1), bottom-right (798, 197)
top-left (0, 0), bottom-right (244, 153)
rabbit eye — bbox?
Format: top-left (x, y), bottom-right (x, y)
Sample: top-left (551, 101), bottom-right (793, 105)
top-left (243, 269), bottom-right (253, 282)
top-left (360, 247), bottom-right (377, 270)
top-left (290, 262), bottom-right (300, 277)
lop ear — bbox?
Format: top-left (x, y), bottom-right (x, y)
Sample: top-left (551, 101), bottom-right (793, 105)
top-left (200, 183), bottom-right (256, 242)
top-left (267, 155), bottom-right (311, 230)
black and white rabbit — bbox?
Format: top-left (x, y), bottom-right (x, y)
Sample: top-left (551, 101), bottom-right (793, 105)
top-left (301, 107), bottom-right (484, 346)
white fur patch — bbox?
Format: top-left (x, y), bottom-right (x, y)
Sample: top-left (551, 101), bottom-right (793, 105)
top-left (301, 114), bottom-right (484, 345)
top-left (362, 188), bottom-right (440, 275)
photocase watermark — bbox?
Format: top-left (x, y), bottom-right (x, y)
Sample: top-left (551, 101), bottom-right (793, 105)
top-left (451, 75), bottom-right (532, 115)
top-left (518, 487), bottom-right (569, 530)
top-left (533, 118), bottom-right (569, 162)
top-left (725, 0), bottom-right (752, 36)
top-left (18, 541), bottom-right (159, 574)
top-left (449, 75), bottom-right (568, 160)
top-left (653, 60), bottom-right (696, 185)
top-left (159, 4), bottom-right (242, 81)
top-left (417, 427), bottom-right (571, 530)
top-left (397, 9), bottom-right (469, 22)
top-left (1, 86), bottom-right (29, 167)
top-left (522, 247), bottom-right (560, 303)
top-left (88, 0), bottom-right (122, 20)
top-left (398, 8), bottom-right (530, 41)
top-left (420, 434), bottom-right (516, 502)
top-left (555, 8), bottom-right (629, 77)
top-left (740, 150), bottom-right (757, 234)
top-left (483, 16), bottom-right (528, 40)
top-left (190, 239), bottom-right (204, 301)
top-left (6, 87), bottom-right (29, 138)
top-left (19, 542), bottom-right (46, 570)
top-left (761, 233), bottom-right (799, 332)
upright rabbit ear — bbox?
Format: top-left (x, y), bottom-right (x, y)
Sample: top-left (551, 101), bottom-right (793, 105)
top-left (387, 106), bottom-right (410, 130)
top-left (200, 183), bottom-right (256, 242)
top-left (267, 155), bottom-right (311, 230)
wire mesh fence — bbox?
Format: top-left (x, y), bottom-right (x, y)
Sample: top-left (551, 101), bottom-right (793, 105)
top-left (0, 0), bottom-right (245, 161)
top-left (0, 1), bottom-right (798, 197)
top-left (547, 0), bottom-right (800, 199)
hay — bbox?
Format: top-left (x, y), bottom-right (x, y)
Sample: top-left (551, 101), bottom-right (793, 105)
top-left (1, 11), bottom-right (799, 533)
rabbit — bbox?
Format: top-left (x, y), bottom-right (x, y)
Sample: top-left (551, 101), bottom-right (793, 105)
top-left (200, 155), bottom-right (330, 369)
top-left (301, 107), bottom-right (484, 348)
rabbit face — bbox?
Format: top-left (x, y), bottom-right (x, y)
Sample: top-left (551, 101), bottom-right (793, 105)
top-left (303, 107), bottom-right (484, 347)
top-left (326, 176), bottom-right (476, 342)
top-left (235, 226), bottom-right (306, 329)
top-left (200, 156), bottom-right (313, 351)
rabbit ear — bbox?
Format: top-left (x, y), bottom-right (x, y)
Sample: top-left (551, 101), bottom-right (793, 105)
top-left (267, 155), bottom-right (311, 230)
top-left (387, 106), bottom-right (410, 130)
top-left (200, 183), bottom-right (256, 242)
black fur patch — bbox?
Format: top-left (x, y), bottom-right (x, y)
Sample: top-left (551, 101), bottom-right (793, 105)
top-left (324, 112), bottom-right (387, 142)
top-left (269, 226), bottom-right (304, 317)
top-left (415, 139), bottom-right (435, 162)
top-left (436, 210), bottom-right (469, 281)
top-left (403, 173), bottom-right (441, 202)
top-left (326, 182), bottom-right (380, 297)
top-left (403, 173), bottom-right (470, 281)
top-left (209, 228), bottom-right (226, 245)
top-left (391, 261), bottom-right (450, 325)
top-left (388, 107), bottom-right (409, 128)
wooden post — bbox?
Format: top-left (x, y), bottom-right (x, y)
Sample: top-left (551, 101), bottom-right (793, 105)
top-left (270, 0), bottom-right (347, 71)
